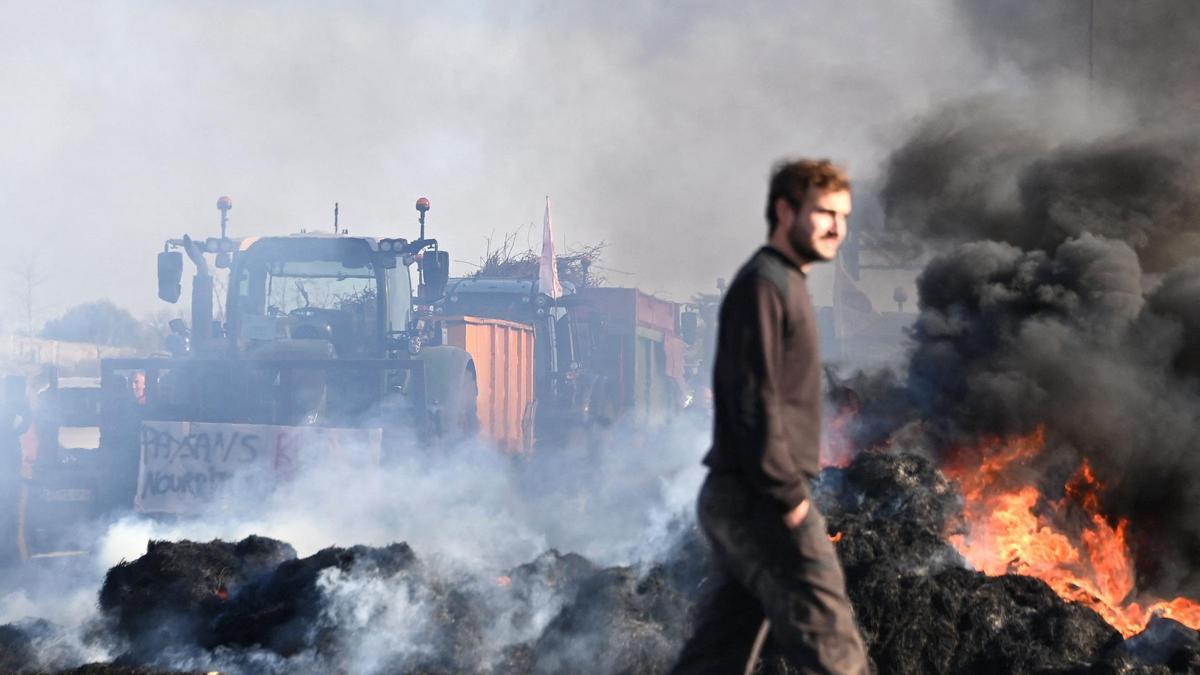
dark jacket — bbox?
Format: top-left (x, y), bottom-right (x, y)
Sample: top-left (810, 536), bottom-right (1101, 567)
top-left (703, 246), bottom-right (822, 511)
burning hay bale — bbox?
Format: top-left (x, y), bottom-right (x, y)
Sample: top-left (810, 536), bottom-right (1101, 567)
top-left (208, 541), bottom-right (419, 655)
top-left (750, 451), bottom-right (1198, 675)
top-left (97, 536), bottom-right (560, 674)
top-left (497, 549), bottom-right (598, 642)
top-left (99, 535), bottom-right (297, 660)
top-left (99, 537), bottom-right (469, 673)
top-left (817, 450), bottom-right (964, 578)
top-left (848, 566), bottom-right (1121, 674)
top-left (528, 564), bottom-right (693, 674)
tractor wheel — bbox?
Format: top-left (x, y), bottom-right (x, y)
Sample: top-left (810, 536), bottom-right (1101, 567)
top-left (416, 346), bottom-right (479, 442)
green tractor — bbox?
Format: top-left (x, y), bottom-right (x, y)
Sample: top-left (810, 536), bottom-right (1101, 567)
top-left (99, 196), bottom-right (479, 515)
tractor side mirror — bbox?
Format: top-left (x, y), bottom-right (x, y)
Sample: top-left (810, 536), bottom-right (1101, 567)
top-left (680, 311), bottom-right (699, 346)
top-left (158, 251), bottom-right (183, 303)
top-left (420, 250), bottom-right (450, 301)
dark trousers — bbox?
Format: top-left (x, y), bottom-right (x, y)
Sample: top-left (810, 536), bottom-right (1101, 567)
top-left (671, 473), bottom-right (868, 675)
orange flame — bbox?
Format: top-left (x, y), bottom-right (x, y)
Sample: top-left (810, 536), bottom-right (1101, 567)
top-left (944, 428), bottom-right (1200, 637)
top-left (820, 407), bottom-right (857, 468)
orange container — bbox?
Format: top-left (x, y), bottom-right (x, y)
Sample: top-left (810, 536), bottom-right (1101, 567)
top-left (441, 316), bottom-right (536, 453)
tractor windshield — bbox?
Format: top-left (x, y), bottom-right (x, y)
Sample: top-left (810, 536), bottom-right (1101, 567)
top-left (229, 238), bottom-right (384, 355)
top-left (261, 259), bottom-right (375, 317)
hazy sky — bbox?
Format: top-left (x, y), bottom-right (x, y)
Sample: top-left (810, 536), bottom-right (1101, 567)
top-left (1, 1), bottom-right (1016, 326)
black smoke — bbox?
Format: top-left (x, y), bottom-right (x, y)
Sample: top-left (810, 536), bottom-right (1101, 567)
top-left (868, 94), bottom-right (1200, 600)
top-left (879, 103), bottom-right (1200, 272)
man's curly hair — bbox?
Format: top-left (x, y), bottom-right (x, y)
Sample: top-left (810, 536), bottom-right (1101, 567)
top-left (765, 158), bottom-right (851, 234)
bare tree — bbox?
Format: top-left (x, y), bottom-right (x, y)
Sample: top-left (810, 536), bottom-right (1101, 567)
top-left (11, 252), bottom-right (46, 338)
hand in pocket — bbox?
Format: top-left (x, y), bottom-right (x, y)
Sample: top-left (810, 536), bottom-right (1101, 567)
top-left (783, 499), bottom-right (810, 530)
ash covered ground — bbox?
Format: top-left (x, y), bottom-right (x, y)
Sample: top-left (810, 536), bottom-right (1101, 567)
top-left (2, 448), bottom-right (1198, 675)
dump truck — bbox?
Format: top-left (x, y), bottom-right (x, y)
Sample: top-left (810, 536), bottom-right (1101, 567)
top-left (569, 287), bottom-right (689, 428)
top-left (440, 276), bottom-right (691, 441)
top-left (85, 197), bottom-right (535, 518)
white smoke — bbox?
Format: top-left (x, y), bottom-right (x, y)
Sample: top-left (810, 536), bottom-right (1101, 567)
top-left (0, 411), bottom-right (707, 672)
top-left (0, 565), bottom-right (117, 669)
top-left (315, 567), bottom-right (439, 674)
top-left (98, 413), bottom-right (707, 571)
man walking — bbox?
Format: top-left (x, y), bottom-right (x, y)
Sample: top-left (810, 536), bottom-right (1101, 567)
top-left (671, 159), bottom-right (868, 674)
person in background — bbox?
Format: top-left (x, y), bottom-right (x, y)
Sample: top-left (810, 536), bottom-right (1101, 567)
top-left (130, 371), bottom-right (147, 406)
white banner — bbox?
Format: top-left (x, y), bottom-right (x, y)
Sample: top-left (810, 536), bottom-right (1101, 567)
top-left (136, 421), bottom-right (382, 514)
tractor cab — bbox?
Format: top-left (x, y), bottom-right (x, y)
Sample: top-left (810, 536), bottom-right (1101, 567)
top-left (155, 198), bottom-right (450, 361)
top-left (226, 235), bottom-right (403, 359)
top-left (221, 233), bottom-right (450, 360)
top-left (140, 197), bottom-right (459, 431)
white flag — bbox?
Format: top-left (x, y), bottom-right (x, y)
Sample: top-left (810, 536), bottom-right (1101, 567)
top-left (539, 196), bottom-right (563, 299)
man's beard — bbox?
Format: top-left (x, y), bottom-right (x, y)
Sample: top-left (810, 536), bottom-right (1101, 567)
top-left (788, 227), bottom-right (832, 263)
